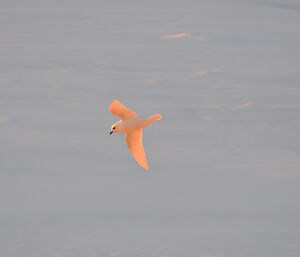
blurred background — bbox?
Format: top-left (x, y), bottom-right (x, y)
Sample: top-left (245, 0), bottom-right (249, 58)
top-left (1, 0), bottom-right (300, 256)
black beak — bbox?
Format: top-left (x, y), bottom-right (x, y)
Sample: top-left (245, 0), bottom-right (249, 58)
top-left (109, 131), bottom-right (113, 135)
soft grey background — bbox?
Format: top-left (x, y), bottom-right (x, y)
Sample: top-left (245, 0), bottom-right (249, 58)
top-left (1, 0), bottom-right (300, 256)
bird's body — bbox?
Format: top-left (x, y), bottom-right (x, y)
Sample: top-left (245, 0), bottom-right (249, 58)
top-left (109, 100), bottom-right (162, 170)
top-left (112, 115), bottom-right (161, 133)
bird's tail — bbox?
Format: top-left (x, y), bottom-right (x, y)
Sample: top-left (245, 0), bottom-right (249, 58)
top-left (150, 114), bottom-right (162, 121)
top-left (140, 114), bottom-right (162, 129)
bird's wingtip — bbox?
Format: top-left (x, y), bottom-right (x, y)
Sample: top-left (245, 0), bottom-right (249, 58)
top-left (110, 99), bottom-right (119, 111)
top-left (154, 114), bottom-right (162, 120)
top-left (142, 163), bottom-right (149, 171)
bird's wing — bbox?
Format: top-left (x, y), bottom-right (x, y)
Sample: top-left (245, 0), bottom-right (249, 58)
top-left (110, 100), bottom-right (138, 120)
top-left (125, 129), bottom-right (148, 170)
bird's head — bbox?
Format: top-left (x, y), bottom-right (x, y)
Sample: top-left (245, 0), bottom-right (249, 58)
top-left (110, 121), bottom-right (121, 134)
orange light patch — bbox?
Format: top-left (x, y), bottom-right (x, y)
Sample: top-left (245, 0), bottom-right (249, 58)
top-left (236, 101), bottom-right (253, 108)
top-left (0, 115), bottom-right (7, 123)
top-left (111, 251), bottom-right (121, 257)
top-left (203, 115), bottom-right (214, 121)
top-left (53, 82), bottom-right (63, 89)
top-left (50, 68), bottom-right (71, 73)
top-left (195, 67), bottom-right (220, 75)
top-left (162, 32), bottom-right (188, 39)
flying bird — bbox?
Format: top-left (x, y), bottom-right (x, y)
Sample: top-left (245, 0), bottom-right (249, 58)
top-left (109, 100), bottom-right (162, 170)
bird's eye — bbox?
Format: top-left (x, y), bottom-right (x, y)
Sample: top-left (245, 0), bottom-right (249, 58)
top-left (113, 127), bottom-right (115, 130)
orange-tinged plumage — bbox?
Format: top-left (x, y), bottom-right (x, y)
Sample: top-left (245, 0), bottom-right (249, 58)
top-left (109, 100), bottom-right (162, 170)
